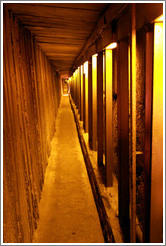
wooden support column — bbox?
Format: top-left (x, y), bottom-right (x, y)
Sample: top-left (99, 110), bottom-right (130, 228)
top-left (78, 67), bottom-right (81, 115)
top-left (74, 74), bottom-right (76, 103)
top-left (72, 76), bottom-right (74, 100)
top-left (143, 24), bottom-right (154, 243)
top-left (117, 37), bottom-right (130, 242)
top-left (83, 73), bottom-right (86, 130)
top-left (105, 49), bottom-right (113, 187)
top-left (130, 4), bottom-right (136, 242)
top-left (80, 65), bottom-right (84, 121)
top-left (150, 20), bottom-right (163, 243)
top-left (75, 73), bottom-right (77, 105)
top-left (85, 62), bottom-right (89, 133)
top-left (70, 78), bottom-right (73, 98)
top-left (73, 77), bottom-right (75, 102)
top-left (88, 58), bottom-right (93, 149)
top-left (92, 55), bottom-right (97, 150)
top-left (75, 70), bottom-right (78, 109)
top-left (97, 51), bottom-right (103, 166)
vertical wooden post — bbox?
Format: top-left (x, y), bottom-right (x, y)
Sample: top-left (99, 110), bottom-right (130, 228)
top-left (78, 67), bottom-right (81, 115)
top-left (72, 76), bottom-right (74, 100)
top-left (85, 62), bottom-right (89, 133)
top-left (70, 78), bottom-right (72, 97)
top-left (105, 49), bottom-right (113, 187)
top-left (103, 51), bottom-right (106, 166)
top-left (130, 3), bottom-right (136, 243)
top-left (117, 37), bottom-right (130, 242)
top-left (83, 73), bottom-right (86, 130)
top-left (92, 55), bottom-right (97, 150)
top-left (88, 58), bottom-right (93, 149)
top-left (150, 21), bottom-right (163, 243)
top-left (75, 70), bottom-right (78, 109)
top-left (74, 73), bottom-right (76, 103)
top-left (97, 51), bottom-right (103, 166)
top-left (80, 65), bottom-right (84, 121)
top-left (143, 24), bottom-right (154, 243)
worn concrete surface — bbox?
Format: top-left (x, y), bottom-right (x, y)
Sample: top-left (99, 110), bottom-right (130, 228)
top-left (33, 96), bottom-right (104, 243)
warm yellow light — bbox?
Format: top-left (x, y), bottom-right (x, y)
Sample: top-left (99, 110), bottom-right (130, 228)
top-left (105, 42), bottom-right (117, 50)
top-left (105, 49), bottom-right (112, 93)
top-left (150, 21), bottom-right (163, 241)
top-left (84, 61), bottom-right (88, 132)
top-left (92, 55), bottom-right (97, 69)
top-left (81, 65), bottom-right (83, 74)
top-left (93, 54), bottom-right (98, 57)
top-left (154, 22), bottom-right (163, 100)
top-left (92, 54), bottom-right (97, 149)
top-left (154, 15), bottom-right (163, 22)
top-left (84, 61), bottom-right (88, 75)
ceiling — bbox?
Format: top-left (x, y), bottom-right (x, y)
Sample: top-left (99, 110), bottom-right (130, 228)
top-left (5, 3), bottom-right (110, 76)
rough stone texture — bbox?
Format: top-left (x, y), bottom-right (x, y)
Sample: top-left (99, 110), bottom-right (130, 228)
top-left (113, 97), bottom-right (118, 179)
top-left (136, 29), bottom-right (146, 231)
top-left (3, 8), bottom-right (61, 243)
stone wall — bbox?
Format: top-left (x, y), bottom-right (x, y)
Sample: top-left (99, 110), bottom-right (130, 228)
top-left (136, 28), bottom-right (146, 231)
top-left (3, 7), bottom-right (61, 243)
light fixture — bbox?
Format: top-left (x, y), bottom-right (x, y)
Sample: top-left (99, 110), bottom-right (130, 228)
top-left (105, 42), bottom-right (117, 50)
top-left (154, 14), bottom-right (163, 22)
top-left (84, 61), bottom-right (88, 74)
top-left (92, 53), bottom-right (98, 57)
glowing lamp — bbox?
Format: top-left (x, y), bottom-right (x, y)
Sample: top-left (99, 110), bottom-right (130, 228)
top-left (154, 15), bottom-right (163, 22)
top-left (84, 61), bottom-right (88, 74)
top-left (92, 54), bottom-right (98, 57)
top-left (105, 42), bottom-right (117, 50)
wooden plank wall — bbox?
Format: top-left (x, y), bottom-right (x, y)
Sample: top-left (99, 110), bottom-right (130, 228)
top-left (3, 7), bottom-right (61, 243)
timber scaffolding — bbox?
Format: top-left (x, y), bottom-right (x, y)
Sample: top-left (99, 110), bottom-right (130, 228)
top-left (3, 2), bottom-right (164, 244)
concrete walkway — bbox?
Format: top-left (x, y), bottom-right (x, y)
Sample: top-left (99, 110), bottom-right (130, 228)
top-left (33, 96), bottom-right (104, 243)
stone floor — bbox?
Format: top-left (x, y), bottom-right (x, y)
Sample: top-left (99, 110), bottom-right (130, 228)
top-left (33, 95), bottom-right (104, 243)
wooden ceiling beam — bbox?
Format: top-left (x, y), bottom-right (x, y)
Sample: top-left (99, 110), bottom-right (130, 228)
top-left (5, 3), bottom-right (101, 21)
top-left (25, 26), bottom-right (90, 35)
top-left (24, 22), bottom-right (95, 32)
top-left (35, 36), bottom-right (86, 44)
top-left (18, 15), bottom-right (96, 27)
top-left (23, 3), bottom-right (109, 11)
top-left (37, 45), bottom-right (81, 53)
top-left (44, 51), bottom-right (76, 55)
top-left (73, 3), bottom-right (127, 68)
top-left (4, 3), bottom-right (110, 73)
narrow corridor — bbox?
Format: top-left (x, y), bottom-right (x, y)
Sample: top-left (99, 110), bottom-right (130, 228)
top-left (3, 2), bottom-right (164, 244)
top-left (33, 96), bottom-right (104, 243)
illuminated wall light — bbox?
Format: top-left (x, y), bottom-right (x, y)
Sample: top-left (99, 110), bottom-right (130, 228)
top-left (105, 42), bottom-right (117, 50)
top-left (93, 53), bottom-right (98, 58)
top-left (81, 65), bottom-right (83, 74)
top-left (84, 61), bottom-right (88, 75)
top-left (154, 14), bottom-right (163, 22)
top-left (92, 55), bottom-right (97, 69)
